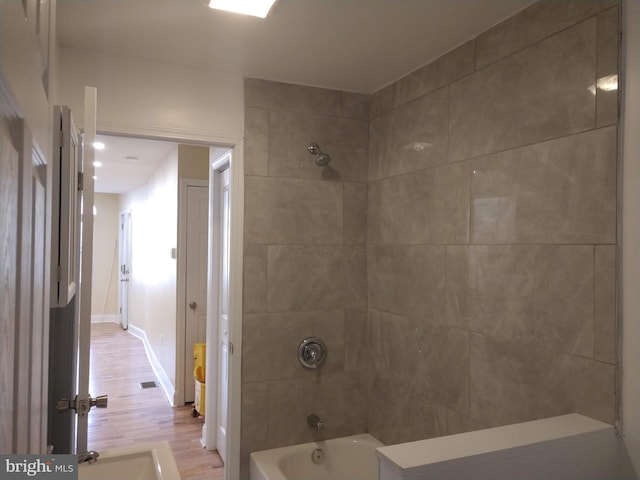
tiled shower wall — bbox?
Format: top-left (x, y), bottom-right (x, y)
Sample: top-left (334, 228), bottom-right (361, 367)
top-left (241, 80), bottom-right (370, 477)
top-left (241, 0), bottom-right (618, 475)
top-left (367, 0), bottom-right (618, 443)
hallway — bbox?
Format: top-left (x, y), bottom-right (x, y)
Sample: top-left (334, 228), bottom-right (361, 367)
top-left (88, 322), bottom-right (223, 480)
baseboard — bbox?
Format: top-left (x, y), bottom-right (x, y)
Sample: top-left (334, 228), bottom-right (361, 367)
top-left (91, 314), bottom-right (118, 324)
top-left (126, 324), bottom-right (176, 407)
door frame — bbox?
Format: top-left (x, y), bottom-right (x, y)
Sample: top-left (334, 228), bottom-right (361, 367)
top-left (98, 126), bottom-right (243, 480)
top-left (202, 151), bottom-right (232, 454)
top-left (176, 177), bottom-right (209, 407)
top-left (118, 210), bottom-right (131, 331)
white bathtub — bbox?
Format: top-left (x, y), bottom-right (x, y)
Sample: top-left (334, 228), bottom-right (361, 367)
top-left (250, 433), bottom-right (384, 480)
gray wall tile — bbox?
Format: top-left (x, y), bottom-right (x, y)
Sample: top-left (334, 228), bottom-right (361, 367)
top-left (341, 91), bottom-right (370, 120)
top-left (244, 176), bottom-right (343, 245)
top-left (596, 6), bottom-right (619, 127)
top-left (266, 372), bottom-right (368, 447)
top-left (244, 107), bottom-right (269, 176)
top-left (470, 334), bottom-right (616, 426)
top-left (475, 0), bottom-right (617, 69)
top-left (343, 182), bottom-right (367, 245)
top-left (468, 245), bottom-right (594, 356)
top-left (595, 245), bottom-right (617, 364)
top-left (267, 245), bottom-right (366, 312)
top-left (244, 77), bottom-right (342, 115)
top-left (450, 20), bottom-right (596, 162)
top-left (242, 310), bottom-right (345, 383)
top-left (243, 245), bottom-right (267, 314)
top-left (269, 110), bottom-right (368, 181)
top-left (470, 127), bottom-right (617, 244)
top-left (393, 42), bottom-right (474, 108)
top-left (369, 87), bottom-right (450, 181)
top-left (367, 245), bottom-right (446, 320)
top-left (368, 162), bottom-right (470, 245)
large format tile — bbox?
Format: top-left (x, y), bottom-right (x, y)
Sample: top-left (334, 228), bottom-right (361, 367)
top-left (244, 107), bottom-right (269, 176)
top-left (267, 245), bottom-right (366, 312)
top-left (242, 310), bottom-right (345, 383)
top-left (475, 0), bottom-right (616, 69)
top-left (243, 245), bottom-right (267, 314)
top-left (368, 87), bottom-right (449, 181)
top-left (244, 176), bottom-right (343, 245)
top-left (343, 182), bottom-right (367, 245)
top-left (467, 245), bottom-right (594, 356)
top-left (368, 162), bottom-right (470, 244)
top-left (594, 245), bottom-right (617, 364)
top-left (392, 42), bottom-right (475, 109)
top-left (367, 245), bottom-right (446, 321)
top-left (596, 6), bottom-right (619, 127)
top-left (269, 110), bottom-right (368, 182)
top-left (368, 373), bottom-right (448, 445)
top-left (450, 19), bottom-right (596, 162)
top-left (469, 335), bottom-right (616, 427)
top-left (244, 78), bottom-right (342, 116)
top-left (266, 372), bottom-right (367, 447)
top-left (470, 127), bottom-right (617, 244)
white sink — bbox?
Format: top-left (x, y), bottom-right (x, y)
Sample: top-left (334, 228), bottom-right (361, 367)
top-left (78, 441), bottom-right (181, 480)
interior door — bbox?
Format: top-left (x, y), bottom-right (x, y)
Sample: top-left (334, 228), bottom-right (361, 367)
top-left (216, 168), bottom-right (231, 461)
top-left (75, 86), bottom-right (98, 455)
top-left (184, 184), bottom-right (209, 403)
top-left (118, 211), bottom-right (131, 330)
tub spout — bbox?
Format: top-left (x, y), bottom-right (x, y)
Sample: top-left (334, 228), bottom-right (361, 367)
top-left (307, 414), bottom-right (325, 431)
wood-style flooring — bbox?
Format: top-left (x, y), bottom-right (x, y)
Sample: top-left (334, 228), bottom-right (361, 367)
top-left (88, 322), bottom-right (224, 480)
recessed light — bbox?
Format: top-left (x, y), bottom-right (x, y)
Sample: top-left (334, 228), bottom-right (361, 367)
top-left (203, 0), bottom-right (278, 18)
top-left (93, 141), bottom-right (105, 150)
top-left (93, 161), bottom-right (102, 168)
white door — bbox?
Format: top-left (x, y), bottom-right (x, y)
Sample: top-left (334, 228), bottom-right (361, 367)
top-left (118, 211), bottom-right (131, 330)
top-left (75, 86), bottom-right (98, 454)
top-left (184, 185), bottom-right (209, 403)
top-left (217, 168), bottom-right (231, 461)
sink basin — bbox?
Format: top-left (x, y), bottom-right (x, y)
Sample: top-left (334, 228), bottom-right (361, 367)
top-left (78, 441), bottom-right (181, 480)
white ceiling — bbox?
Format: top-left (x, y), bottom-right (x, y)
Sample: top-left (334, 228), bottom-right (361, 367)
top-left (93, 134), bottom-right (177, 194)
top-left (57, 0), bottom-right (537, 194)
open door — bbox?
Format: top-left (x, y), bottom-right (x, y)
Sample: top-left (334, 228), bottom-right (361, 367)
top-left (48, 87), bottom-right (106, 455)
top-left (118, 211), bottom-right (131, 330)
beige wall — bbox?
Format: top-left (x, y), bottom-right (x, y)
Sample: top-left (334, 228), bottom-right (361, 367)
top-left (120, 151), bottom-right (179, 387)
top-left (178, 144), bottom-right (209, 180)
top-left (91, 193), bottom-right (120, 317)
top-left (56, 46), bottom-right (243, 141)
top-left (241, 0), bottom-right (620, 477)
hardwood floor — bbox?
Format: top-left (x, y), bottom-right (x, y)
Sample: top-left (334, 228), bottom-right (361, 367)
top-left (88, 322), bottom-right (224, 480)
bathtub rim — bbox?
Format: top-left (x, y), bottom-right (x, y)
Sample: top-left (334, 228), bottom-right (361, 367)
top-left (249, 433), bottom-right (384, 480)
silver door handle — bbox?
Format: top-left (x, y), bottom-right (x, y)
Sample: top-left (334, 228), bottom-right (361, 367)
top-left (189, 301), bottom-right (197, 310)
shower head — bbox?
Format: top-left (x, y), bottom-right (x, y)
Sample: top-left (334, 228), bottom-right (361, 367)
top-left (307, 142), bottom-right (331, 166)
top-left (307, 143), bottom-right (321, 155)
top-left (315, 152), bottom-right (331, 166)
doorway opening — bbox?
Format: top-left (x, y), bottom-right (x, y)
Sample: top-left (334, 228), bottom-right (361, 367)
top-left (88, 133), bottom-right (234, 476)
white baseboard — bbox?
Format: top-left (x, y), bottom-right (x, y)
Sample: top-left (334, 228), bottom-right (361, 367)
top-left (127, 324), bottom-right (176, 407)
top-left (91, 314), bottom-right (118, 324)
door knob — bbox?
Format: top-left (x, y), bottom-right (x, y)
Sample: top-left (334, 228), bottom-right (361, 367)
top-left (189, 301), bottom-right (197, 310)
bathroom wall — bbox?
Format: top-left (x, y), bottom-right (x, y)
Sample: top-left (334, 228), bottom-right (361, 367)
top-left (241, 79), bottom-right (370, 478)
top-left (240, 0), bottom-right (619, 476)
top-left (367, 0), bottom-right (619, 444)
